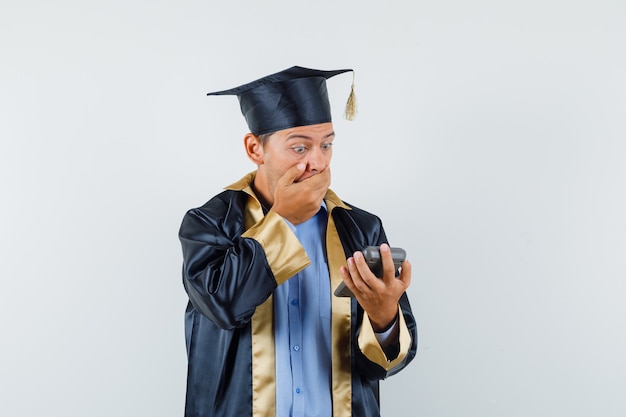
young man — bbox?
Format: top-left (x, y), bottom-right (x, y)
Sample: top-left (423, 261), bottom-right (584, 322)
top-left (179, 66), bottom-right (417, 417)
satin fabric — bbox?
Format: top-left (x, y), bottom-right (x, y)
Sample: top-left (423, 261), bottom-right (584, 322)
top-left (179, 173), bottom-right (418, 417)
top-left (206, 66), bottom-right (352, 135)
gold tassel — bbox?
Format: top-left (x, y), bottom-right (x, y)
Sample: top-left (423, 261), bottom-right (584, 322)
top-left (344, 71), bottom-right (357, 121)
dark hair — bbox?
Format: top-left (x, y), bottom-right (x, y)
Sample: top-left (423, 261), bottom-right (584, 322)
top-left (257, 132), bottom-right (273, 146)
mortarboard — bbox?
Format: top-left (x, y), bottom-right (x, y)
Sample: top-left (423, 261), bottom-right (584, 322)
top-left (207, 66), bottom-right (356, 135)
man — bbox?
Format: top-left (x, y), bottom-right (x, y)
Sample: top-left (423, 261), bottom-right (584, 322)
top-left (179, 66), bottom-right (417, 417)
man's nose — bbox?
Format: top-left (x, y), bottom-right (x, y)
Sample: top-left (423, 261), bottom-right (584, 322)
top-left (306, 148), bottom-right (326, 172)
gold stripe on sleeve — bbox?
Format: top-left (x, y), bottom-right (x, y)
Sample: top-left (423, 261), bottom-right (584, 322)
top-left (235, 174), bottom-right (310, 285)
top-left (358, 308), bottom-right (412, 371)
top-left (242, 210), bottom-right (310, 285)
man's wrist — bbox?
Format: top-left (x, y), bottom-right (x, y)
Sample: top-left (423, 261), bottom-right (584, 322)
top-left (370, 312), bottom-right (399, 333)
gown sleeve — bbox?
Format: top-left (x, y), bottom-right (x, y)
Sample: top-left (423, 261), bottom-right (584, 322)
top-left (179, 191), bottom-right (309, 330)
top-left (331, 205), bottom-right (418, 380)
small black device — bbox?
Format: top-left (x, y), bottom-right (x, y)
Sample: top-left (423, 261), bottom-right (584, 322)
top-left (334, 246), bottom-right (406, 297)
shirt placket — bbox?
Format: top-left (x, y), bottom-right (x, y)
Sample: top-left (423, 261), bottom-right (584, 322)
top-left (288, 273), bottom-right (305, 416)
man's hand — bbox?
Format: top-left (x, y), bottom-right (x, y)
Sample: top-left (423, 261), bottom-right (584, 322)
top-left (339, 243), bottom-right (412, 332)
top-left (270, 163), bottom-right (331, 225)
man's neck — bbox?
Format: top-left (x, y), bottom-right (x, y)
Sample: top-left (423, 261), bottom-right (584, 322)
top-left (249, 180), bottom-right (272, 214)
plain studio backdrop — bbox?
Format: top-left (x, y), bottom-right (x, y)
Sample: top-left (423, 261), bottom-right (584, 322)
top-left (1, 1), bottom-right (625, 416)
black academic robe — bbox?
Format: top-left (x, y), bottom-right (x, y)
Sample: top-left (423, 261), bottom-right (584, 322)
top-left (179, 173), bottom-right (417, 417)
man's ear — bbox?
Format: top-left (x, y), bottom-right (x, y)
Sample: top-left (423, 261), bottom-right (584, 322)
top-left (244, 133), bottom-right (264, 164)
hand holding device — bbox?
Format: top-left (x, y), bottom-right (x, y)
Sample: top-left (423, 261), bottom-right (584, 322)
top-left (334, 246), bottom-right (406, 297)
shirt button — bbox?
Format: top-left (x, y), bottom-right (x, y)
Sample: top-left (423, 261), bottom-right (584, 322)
top-left (296, 388), bottom-right (302, 394)
top-left (293, 345), bottom-right (300, 351)
top-left (291, 299), bottom-right (298, 306)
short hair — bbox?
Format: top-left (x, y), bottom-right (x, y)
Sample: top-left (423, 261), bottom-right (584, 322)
top-left (257, 132), bottom-right (273, 146)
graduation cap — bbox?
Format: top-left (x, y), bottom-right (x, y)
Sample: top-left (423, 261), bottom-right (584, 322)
top-left (207, 66), bottom-right (356, 135)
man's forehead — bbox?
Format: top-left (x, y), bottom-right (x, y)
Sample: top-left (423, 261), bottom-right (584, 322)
top-left (274, 123), bottom-right (335, 139)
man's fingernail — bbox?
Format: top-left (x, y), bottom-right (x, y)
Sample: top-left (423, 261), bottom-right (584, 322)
top-left (380, 243), bottom-right (389, 252)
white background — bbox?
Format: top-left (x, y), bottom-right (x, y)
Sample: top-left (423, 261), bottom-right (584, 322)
top-left (1, 1), bottom-right (625, 416)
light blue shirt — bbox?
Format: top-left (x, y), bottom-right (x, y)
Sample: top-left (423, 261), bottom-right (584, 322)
top-left (274, 204), bottom-right (332, 417)
top-left (273, 203), bottom-right (399, 417)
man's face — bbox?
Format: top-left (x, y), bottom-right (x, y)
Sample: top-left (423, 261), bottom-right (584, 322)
top-left (255, 122), bottom-right (334, 202)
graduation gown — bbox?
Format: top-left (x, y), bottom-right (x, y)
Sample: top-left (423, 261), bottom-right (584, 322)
top-left (179, 173), bottom-right (417, 417)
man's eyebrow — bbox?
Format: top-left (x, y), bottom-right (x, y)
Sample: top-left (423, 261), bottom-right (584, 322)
top-left (286, 132), bottom-right (336, 140)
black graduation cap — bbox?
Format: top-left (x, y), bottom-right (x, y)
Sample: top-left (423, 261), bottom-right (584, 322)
top-left (207, 66), bottom-right (356, 135)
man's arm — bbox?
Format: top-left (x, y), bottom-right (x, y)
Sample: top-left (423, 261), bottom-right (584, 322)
top-left (179, 193), bottom-right (309, 330)
top-left (340, 243), bottom-right (417, 376)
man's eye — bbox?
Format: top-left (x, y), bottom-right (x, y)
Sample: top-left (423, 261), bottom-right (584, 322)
top-left (292, 146), bottom-right (306, 154)
top-left (321, 143), bottom-right (333, 150)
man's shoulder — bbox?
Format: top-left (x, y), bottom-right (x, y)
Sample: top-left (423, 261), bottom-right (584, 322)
top-left (198, 188), bottom-right (242, 209)
top-left (335, 199), bottom-right (378, 216)
top-left (183, 189), bottom-right (248, 225)
top-left (330, 200), bottom-right (386, 250)
top-left (325, 189), bottom-right (380, 222)
top-left (332, 200), bottom-right (383, 226)
top-left (179, 188), bottom-right (251, 240)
